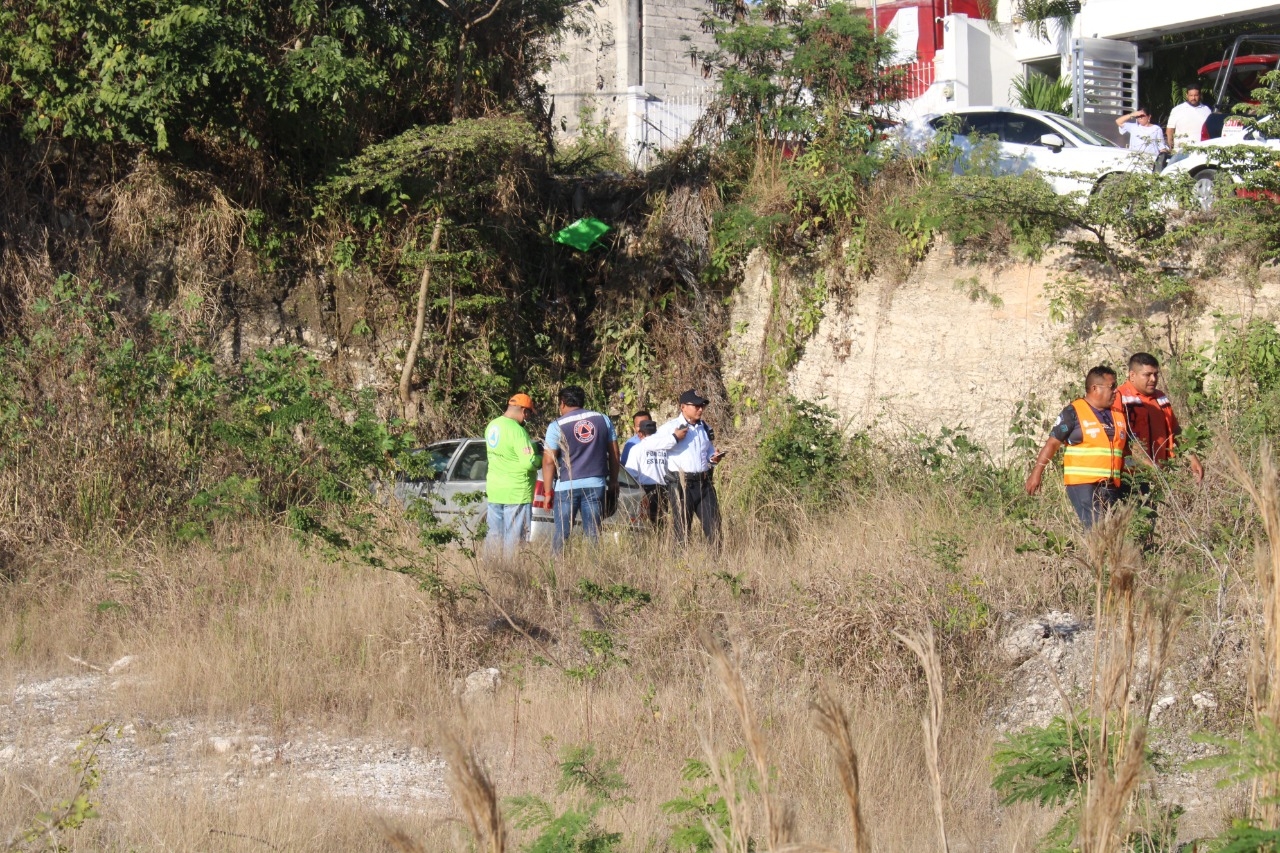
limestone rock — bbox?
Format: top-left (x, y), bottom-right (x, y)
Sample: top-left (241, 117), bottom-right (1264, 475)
top-left (1151, 694), bottom-right (1177, 720)
top-left (458, 668), bottom-right (501, 703)
top-left (108, 655), bottom-right (137, 674)
top-left (1192, 692), bottom-right (1218, 711)
top-left (999, 611), bottom-right (1085, 666)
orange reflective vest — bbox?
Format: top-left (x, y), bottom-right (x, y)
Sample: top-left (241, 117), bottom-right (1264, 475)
top-left (1113, 382), bottom-right (1178, 466)
top-left (1062, 399), bottom-right (1127, 487)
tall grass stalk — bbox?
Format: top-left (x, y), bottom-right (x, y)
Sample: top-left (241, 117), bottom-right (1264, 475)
top-left (699, 627), bottom-right (794, 850)
top-left (895, 627), bottom-right (949, 853)
top-left (442, 731), bottom-right (507, 853)
top-left (811, 692), bottom-right (870, 853)
top-left (1226, 443), bottom-right (1280, 827)
top-left (1077, 507), bottom-right (1184, 851)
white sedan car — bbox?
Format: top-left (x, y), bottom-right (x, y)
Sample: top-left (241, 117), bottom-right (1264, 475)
top-left (923, 107), bottom-right (1150, 196)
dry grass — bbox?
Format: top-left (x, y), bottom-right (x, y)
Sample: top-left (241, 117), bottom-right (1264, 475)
top-left (0, 763), bottom-right (442, 852)
top-left (1073, 507), bottom-right (1186, 851)
top-left (0, 489), bottom-right (1211, 850)
top-left (1226, 442), bottom-right (1280, 828)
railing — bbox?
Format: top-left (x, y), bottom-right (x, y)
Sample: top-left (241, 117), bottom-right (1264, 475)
top-left (893, 57), bottom-right (937, 100)
top-left (633, 86), bottom-right (718, 166)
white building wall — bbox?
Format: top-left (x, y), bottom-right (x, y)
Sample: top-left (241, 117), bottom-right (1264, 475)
top-left (1001, 0), bottom-right (1280, 63)
top-left (897, 15), bottom-right (1023, 120)
top-left (545, 7), bottom-right (626, 139)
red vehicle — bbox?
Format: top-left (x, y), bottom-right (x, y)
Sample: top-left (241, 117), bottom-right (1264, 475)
top-left (1198, 35), bottom-right (1280, 140)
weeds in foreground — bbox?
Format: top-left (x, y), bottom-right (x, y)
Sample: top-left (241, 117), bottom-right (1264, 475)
top-left (442, 732), bottom-right (507, 853)
top-left (6, 724), bottom-right (108, 852)
top-left (990, 507), bottom-right (1186, 852)
top-left (1188, 445), bottom-right (1280, 847)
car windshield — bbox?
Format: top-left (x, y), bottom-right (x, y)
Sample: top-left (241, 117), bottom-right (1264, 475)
top-left (421, 442), bottom-right (459, 476)
top-left (1048, 116), bottom-right (1119, 148)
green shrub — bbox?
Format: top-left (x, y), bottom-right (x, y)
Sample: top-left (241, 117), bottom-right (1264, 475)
top-left (739, 397), bottom-right (866, 522)
top-left (506, 744), bottom-right (628, 853)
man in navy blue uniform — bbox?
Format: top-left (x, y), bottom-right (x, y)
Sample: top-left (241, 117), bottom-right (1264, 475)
top-left (540, 386), bottom-right (620, 555)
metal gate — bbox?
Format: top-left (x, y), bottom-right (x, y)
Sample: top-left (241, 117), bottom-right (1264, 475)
top-left (1071, 37), bottom-right (1138, 145)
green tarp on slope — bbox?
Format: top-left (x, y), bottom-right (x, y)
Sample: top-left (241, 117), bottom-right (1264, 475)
top-left (552, 217), bottom-right (611, 251)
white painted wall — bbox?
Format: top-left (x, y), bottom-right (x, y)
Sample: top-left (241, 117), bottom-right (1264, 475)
top-left (896, 14), bottom-right (1023, 120)
top-left (1001, 0), bottom-right (1280, 63)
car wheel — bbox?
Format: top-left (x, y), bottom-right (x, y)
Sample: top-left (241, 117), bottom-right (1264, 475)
top-left (1092, 173), bottom-right (1141, 220)
top-left (1192, 168), bottom-right (1220, 212)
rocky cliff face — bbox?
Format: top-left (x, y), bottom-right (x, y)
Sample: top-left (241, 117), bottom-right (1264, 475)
top-left (724, 247), bottom-right (1280, 458)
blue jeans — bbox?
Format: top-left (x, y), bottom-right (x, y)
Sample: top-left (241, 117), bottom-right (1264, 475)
top-left (1066, 482), bottom-right (1119, 530)
top-left (552, 486), bottom-right (605, 555)
top-left (485, 503), bottom-right (530, 560)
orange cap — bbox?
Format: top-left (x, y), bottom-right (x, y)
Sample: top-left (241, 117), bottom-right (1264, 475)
top-left (508, 393), bottom-right (536, 411)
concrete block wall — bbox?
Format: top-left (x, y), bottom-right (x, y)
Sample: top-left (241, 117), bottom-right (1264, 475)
top-left (640, 0), bottom-right (714, 97)
top-left (546, 9), bottom-right (627, 139)
top-left (542, 0), bottom-right (717, 153)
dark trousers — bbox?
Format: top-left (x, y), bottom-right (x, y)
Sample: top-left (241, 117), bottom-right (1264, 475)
top-left (1066, 482), bottom-right (1119, 530)
top-left (666, 472), bottom-right (721, 549)
top-left (641, 484), bottom-right (669, 527)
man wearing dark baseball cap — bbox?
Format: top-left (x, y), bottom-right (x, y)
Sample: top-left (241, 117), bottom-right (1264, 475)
top-left (651, 389), bottom-right (725, 548)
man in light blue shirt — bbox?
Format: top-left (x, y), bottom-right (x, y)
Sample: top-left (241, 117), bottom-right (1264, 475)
top-left (540, 386), bottom-right (619, 554)
top-left (619, 409), bottom-right (651, 467)
top-left (650, 389), bottom-right (725, 548)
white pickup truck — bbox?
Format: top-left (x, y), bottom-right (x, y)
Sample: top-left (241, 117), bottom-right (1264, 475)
top-left (1161, 36), bottom-right (1280, 210)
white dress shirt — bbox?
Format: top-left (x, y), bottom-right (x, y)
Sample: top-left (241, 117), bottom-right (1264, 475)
top-left (624, 438), bottom-right (668, 485)
top-left (651, 416), bottom-right (717, 474)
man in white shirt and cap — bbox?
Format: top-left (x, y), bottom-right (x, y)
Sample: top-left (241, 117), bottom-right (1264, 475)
top-left (623, 419), bottom-right (669, 527)
top-left (651, 389), bottom-right (726, 548)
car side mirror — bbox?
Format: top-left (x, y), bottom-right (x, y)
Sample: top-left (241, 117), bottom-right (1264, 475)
top-left (1039, 133), bottom-right (1066, 150)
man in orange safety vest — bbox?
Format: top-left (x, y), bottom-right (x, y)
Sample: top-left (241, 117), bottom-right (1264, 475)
top-left (1025, 366), bottom-right (1128, 530)
top-left (1112, 352), bottom-right (1204, 483)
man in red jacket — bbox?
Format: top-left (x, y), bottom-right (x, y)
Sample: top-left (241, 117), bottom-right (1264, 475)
top-left (1113, 352), bottom-right (1204, 482)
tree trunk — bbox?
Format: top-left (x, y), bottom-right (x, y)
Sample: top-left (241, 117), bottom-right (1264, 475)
top-left (397, 0), bottom-right (501, 418)
top-left (399, 215), bottom-right (445, 417)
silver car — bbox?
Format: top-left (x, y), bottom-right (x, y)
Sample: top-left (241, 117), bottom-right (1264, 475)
top-left (393, 438), bottom-right (648, 542)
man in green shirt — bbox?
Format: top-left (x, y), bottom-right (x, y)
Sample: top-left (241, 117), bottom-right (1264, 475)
top-left (485, 393), bottom-right (540, 560)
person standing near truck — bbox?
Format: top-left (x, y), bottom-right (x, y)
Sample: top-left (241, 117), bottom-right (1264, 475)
top-left (620, 409), bottom-right (651, 467)
top-left (484, 393), bottom-right (540, 561)
top-left (651, 389), bottom-right (726, 548)
top-left (1166, 85), bottom-right (1212, 151)
top-left (1116, 107), bottom-right (1169, 158)
top-left (623, 419), bottom-right (670, 527)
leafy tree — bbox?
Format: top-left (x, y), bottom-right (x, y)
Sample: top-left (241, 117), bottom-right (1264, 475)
top-left (696, 0), bottom-right (898, 155)
top-left (1014, 0), bottom-right (1079, 42)
top-left (0, 0), bottom-right (575, 180)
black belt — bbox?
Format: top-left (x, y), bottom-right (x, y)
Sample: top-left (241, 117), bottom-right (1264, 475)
top-left (668, 470), bottom-right (713, 483)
